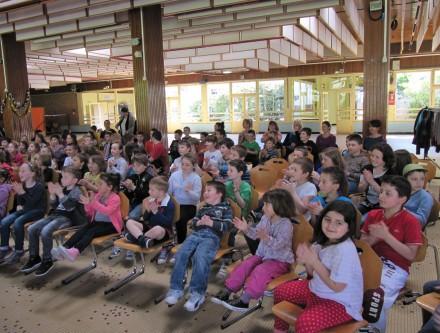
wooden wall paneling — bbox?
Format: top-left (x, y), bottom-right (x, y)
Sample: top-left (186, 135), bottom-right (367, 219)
top-left (31, 92), bottom-right (78, 127)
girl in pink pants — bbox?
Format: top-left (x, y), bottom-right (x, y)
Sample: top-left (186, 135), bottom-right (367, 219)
top-left (211, 189), bottom-right (295, 312)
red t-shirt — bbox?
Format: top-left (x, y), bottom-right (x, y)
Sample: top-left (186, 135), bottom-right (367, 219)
top-left (144, 141), bottom-right (167, 161)
top-left (361, 209), bottom-right (422, 272)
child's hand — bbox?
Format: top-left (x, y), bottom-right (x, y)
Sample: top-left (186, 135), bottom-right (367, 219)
top-left (79, 194), bottom-right (91, 205)
top-left (256, 228), bottom-right (269, 241)
top-left (108, 159), bottom-right (115, 168)
top-left (53, 183), bottom-right (63, 196)
top-left (307, 201), bottom-right (323, 216)
top-left (12, 182), bottom-right (24, 195)
top-left (232, 217), bottom-right (248, 232)
top-left (368, 221), bottom-right (390, 241)
top-left (184, 183), bottom-right (193, 192)
top-left (311, 171), bottom-right (320, 183)
top-left (123, 179), bottom-right (135, 191)
top-left (78, 179), bottom-right (88, 187)
top-left (150, 200), bottom-right (159, 214)
top-left (362, 169), bottom-right (374, 184)
top-left (296, 243), bottom-right (318, 266)
top-left (142, 198), bottom-right (152, 212)
top-left (281, 179), bottom-right (296, 192)
top-left (198, 215), bottom-right (213, 227)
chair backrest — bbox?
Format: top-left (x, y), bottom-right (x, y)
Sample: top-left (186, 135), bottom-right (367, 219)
top-left (170, 195), bottom-right (181, 224)
top-left (410, 153), bottom-right (418, 164)
top-left (118, 192), bottom-right (130, 218)
top-left (417, 160), bottom-right (437, 186)
top-left (427, 193), bottom-right (440, 224)
top-left (413, 233), bottom-right (428, 262)
top-left (200, 171), bottom-right (212, 201)
top-left (264, 158), bottom-right (289, 178)
top-left (250, 187), bottom-right (260, 211)
top-left (226, 198), bottom-right (241, 219)
top-left (354, 239), bottom-right (383, 291)
top-left (250, 166), bottom-right (279, 194)
top-left (291, 214), bottom-right (314, 253)
top-left (6, 191), bottom-right (15, 213)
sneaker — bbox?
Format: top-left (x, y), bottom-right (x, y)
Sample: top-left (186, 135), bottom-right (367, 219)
top-left (108, 246), bottom-right (121, 259)
top-left (59, 247), bottom-right (79, 262)
top-left (137, 235), bottom-right (151, 248)
top-left (2, 250), bottom-right (24, 265)
top-left (216, 262), bottom-right (229, 280)
top-left (20, 256), bottom-right (42, 273)
top-left (211, 289), bottom-right (231, 305)
top-left (0, 247), bottom-right (12, 262)
top-left (50, 246), bottom-right (65, 261)
top-left (168, 253), bottom-right (176, 265)
top-left (125, 251), bottom-right (134, 261)
top-left (184, 292), bottom-right (206, 312)
top-left (124, 232), bottom-right (137, 243)
top-left (221, 298), bottom-right (249, 312)
top-left (164, 289), bottom-right (184, 306)
top-left (34, 260), bottom-right (54, 277)
top-left (157, 246), bottom-right (171, 265)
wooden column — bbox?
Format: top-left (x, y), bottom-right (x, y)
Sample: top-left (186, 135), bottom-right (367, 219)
top-left (363, 0), bottom-right (390, 137)
top-left (129, 6), bottom-right (167, 143)
top-left (0, 33), bottom-right (32, 140)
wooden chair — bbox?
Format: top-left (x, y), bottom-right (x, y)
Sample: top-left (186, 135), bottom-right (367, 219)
top-left (410, 153), bottom-right (419, 164)
top-left (264, 158), bottom-right (288, 179)
top-left (249, 187), bottom-right (260, 212)
top-left (220, 215), bottom-right (313, 330)
top-left (58, 192), bottom-right (129, 285)
top-left (200, 171), bottom-right (213, 201)
top-left (249, 166), bottom-right (280, 196)
top-left (427, 193), bottom-right (440, 226)
top-left (417, 159), bottom-right (437, 187)
top-left (272, 239), bottom-right (383, 333)
top-left (416, 292), bottom-right (440, 314)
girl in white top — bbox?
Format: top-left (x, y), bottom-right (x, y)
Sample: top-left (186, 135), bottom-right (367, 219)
top-left (107, 142), bottom-right (128, 180)
top-left (273, 200), bottom-right (363, 333)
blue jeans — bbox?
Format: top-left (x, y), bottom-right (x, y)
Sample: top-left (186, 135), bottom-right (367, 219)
top-left (170, 229), bottom-right (220, 295)
top-left (0, 209), bottom-right (45, 251)
top-left (348, 180), bottom-right (359, 194)
top-left (128, 203), bottom-right (143, 220)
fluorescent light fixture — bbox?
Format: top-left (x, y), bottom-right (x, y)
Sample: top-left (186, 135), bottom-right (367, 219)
top-left (222, 70), bottom-right (232, 74)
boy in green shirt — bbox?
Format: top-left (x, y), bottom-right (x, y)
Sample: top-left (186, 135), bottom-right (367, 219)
top-left (242, 130), bottom-right (260, 167)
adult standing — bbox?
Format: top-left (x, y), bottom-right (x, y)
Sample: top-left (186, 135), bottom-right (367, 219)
top-left (116, 107), bottom-right (136, 143)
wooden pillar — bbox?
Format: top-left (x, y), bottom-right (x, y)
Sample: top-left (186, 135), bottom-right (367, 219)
top-left (129, 5), bottom-right (167, 143)
top-left (0, 33), bottom-right (32, 140)
top-left (363, 0), bottom-right (390, 137)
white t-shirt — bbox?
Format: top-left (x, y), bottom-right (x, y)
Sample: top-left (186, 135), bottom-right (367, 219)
top-left (203, 150), bottom-right (223, 168)
top-left (309, 238), bottom-right (363, 321)
top-left (295, 181), bottom-right (317, 221)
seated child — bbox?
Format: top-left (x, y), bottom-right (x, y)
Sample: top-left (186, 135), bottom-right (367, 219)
top-left (51, 173), bottom-right (123, 262)
top-left (299, 128), bottom-right (319, 169)
top-left (0, 168), bottom-right (12, 219)
top-left (287, 146), bottom-right (309, 164)
top-left (363, 119), bottom-right (386, 151)
top-left (361, 175), bottom-right (422, 333)
top-left (72, 153), bottom-right (88, 178)
top-left (22, 167), bottom-right (87, 276)
top-left (259, 137), bottom-right (280, 164)
top-left (202, 135), bottom-right (222, 172)
top-left (124, 176), bottom-right (174, 248)
top-left (107, 143), bottom-right (129, 180)
top-left (230, 145), bottom-right (251, 183)
top-left (212, 189), bottom-right (295, 312)
top-left (79, 155), bottom-right (106, 193)
top-left (402, 164), bottom-right (434, 228)
top-left (343, 134), bottom-right (370, 194)
top-left (212, 138), bottom-right (234, 182)
top-left (242, 130), bottom-right (260, 167)
top-left (165, 181), bottom-right (232, 312)
top-left (169, 140), bottom-right (191, 174)
top-left (169, 129), bottom-right (183, 162)
top-left (225, 160), bottom-right (252, 220)
top-left (273, 200), bottom-right (363, 333)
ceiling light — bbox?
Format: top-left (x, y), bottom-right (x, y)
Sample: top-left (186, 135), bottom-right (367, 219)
top-left (223, 70), bottom-right (232, 74)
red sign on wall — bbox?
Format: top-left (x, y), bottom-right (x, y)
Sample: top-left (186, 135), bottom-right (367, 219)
top-left (388, 91), bottom-right (395, 105)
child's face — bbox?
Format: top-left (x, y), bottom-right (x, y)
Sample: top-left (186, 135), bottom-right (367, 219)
top-left (321, 123), bottom-right (330, 133)
top-left (1, 140), bottom-right (8, 149)
top-left (97, 179), bottom-right (112, 195)
top-left (293, 123), bottom-right (301, 132)
top-left (61, 171), bottom-right (77, 187)
top-left (32, 154), bottom-right (41, 167)
top-left (289, 163), bottom-right (307, 182)
top-left (227, 165), bottom-right (241, 180)
top-left (181, 158), bottom-right (193, 174)
top-left (347, 140), bottom-right (361, 155)
top-left (322, 211), bottom-right (348, 241)
top-left (66, 135), bottom-right (74, 144)
top-left (183, 128), bottom-right (190, 136)
top-left (88, 159), bottom-right (99, 173)
top-left (149, 184), bottom-right (164, 199)
top-left (292, 150), bottom-right (306, 159)
top-left (111, 143), bottom-right (120, 157)
top-left (50, 137), bottom-right (59, 146)
top-left (205, 141), bottom-right (215, 150)
top-left (7, 143), bottom-right (16, 154)
top-left (136, 134), bottom-right (144, 143)
top-left (369, 125), bottom-right (379, 135)
top-left (178, 144), bottom-right (190, 156)
top-left (215, 131), bottom-right (224, 140)
top-left (229, 150), bottom-right (241, 160)
top-left (72, 155), bottom-right (83, 169)
top-left (65, 146), bottom-right (74, 157)
top-left (407, 171), bottom-right (425, 192)
top-left (174, 132), bottom-right (182, 140)
top-left (269, 123), bottom-right (276, 131)
top-left (40, 147), bottom-right (51, 155)
top-left (369, 149), bottom-right (385, 168)
top-left (321, 154), bottom-right (334, 168)
top-left (220, 144), bottom-right (230, 157)
top-left (318, 173), bottom-right (339, 195)
top-left (104, 134), bottom-right (111, 142)
top-left (132, 161), bottom-right (147, 175)
top-left (262, 201), bottom-right (275, 219)
top-left (299, 131), bottom-right (309, 143)
top-left (19, 164), bottom-right (34, 183)
top-left (379, 183), bottom-right (406, 210)
top-left (242, 120), bottom-right (250, 130)
top-left (245, 132), bottom-right (255, 142)
top-left (203, 185), bottom-right (222, 205)
top-left (265, 141), bottom-right (274, 150)
top-left (19, 142), bottom-right (26, 152)
top-left (200, 134), bottom-right (207, 142)
top-left (84, 137), bottom-right (92, 145)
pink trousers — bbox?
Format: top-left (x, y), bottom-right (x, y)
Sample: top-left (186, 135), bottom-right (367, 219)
top-left (225, 255), bottom-right (290, 299)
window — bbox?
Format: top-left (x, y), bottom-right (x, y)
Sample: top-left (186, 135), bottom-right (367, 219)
top-left (435, 70), bottom-right (440, 85)
top-left (166, 86), bottom-right (180, 122)
top-left (180, 85), bottom-right (202, 122)
top-left (259, 80), bottom-right (284, 122)
top-left (232, 81), bottom-right (256, 94)
top-left (207, 83), bottom-right (230, 122)
top-left (293, 79), bottom-right (319, 120)
top-left (396, 72), bottom-right (430, 120)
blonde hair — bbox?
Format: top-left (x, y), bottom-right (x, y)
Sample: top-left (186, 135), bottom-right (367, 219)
top-left (320, 147), bottom-right (345, 171)
top-left (149, 176), bottom-right (169, 192)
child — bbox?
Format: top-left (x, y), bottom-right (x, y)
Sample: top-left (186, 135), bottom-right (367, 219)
top-left (238, 119), bottom-right (252, 145)
top-left (33, 153), bottom-right (55, 185)
top-left (63, 144), bottom-right (78, 167)
top-left (402, 164), bottom-right (434, 228)
top-left (307, 167), bottom-right (351, 220)
top-left (316, 121), bottom-right (337, 152)
top-left (169, 129), bottom-right (183, 161)
top-left (283, 121), bottom-right (301, 156)
top-left (144, 129), bottom-right (167, 173)
top-left (49, 134), bottom-right (66, 169)
top-left (72, 153), bottom-right (88, 178)
top-left (273, 200), bottom-right (363, 333)
top-left (51, 173), bottom-right (123, 262)
top-left (343, 134), bottom-right (370, 194)
top-left (165, 181), bottom-right (232, 312)
top-left (107, 142), bottom-right (129, 180)
top-left (79, 155), bottom-right (107, 193)
top-left (202, 135), bottom-right (222, 172)
top-left (259, 137), bottom-right (280, 163)
top-left (230, 145), bottom-right (251, 183)
top-left (358, 143), bottom-right (395, 214)
top-left (363, 119), bottom-right (386, 151)
top-left (215, 128), bottom-right (227, 142)
top-left (169, 140), bottom-right (191, 174)
top-left (0, 169), bottom-right (12, 219)
top-left (299, 128), bottom-right (319, 169)
top-left (182, 126), bottom-right (192, 140)
top-left (225, 160), bottom-right (252, 219)
top-left (212, 138), bottom-right (234, 181)
top-left (212, 189), bottom-right (295, 312)
top-left (122, 153), bottom-right (153, 220)
top-left (261, 121), bottom-right (282, 144)
top-left (101, 130), bottom-right (113, 161)
top-left (22, 167), bottom-right (87, 276)
top-left (287, 146), bottom-right (309, 164)
top-left (19, 141), bottom-right (28, 155)
top-left (168, 154), bottom-right (202, 244)
top-left (280, 158), bottom-right (317, 221)
top-left (361, 175), bottom-right (422, 332)
top-left (242, 130), bottom-right (260, 167)
top-left (125, 176), bottom-right (175, 250)
top-left (27, 142), bottom-right (40, 162)
top-left (7, 142), bottom-right (24, 166)
top-left (312, 147), bottom-right (345, 184)
top-left (0, 163), bottom-right (46, 264)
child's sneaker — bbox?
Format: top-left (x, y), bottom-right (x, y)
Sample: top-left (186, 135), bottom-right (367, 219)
top-left (125, 251), bottom-right (134, 261)
top-left (184, 292), bottom-right (205, 312)
top-left (168, 253), bottom-right (176, 265)
top-left (51, 246), bottom-right (65, 261)
top-left (60, 247), bottom-right (79, 262)
top-left (157, 247), bottom-right (170, 265)
top-left (164, 289), bottom-right (184, 306)
top-left (108, 246), bottom-right (121, 259)
top-left (20, 256), bottom-right (42, 273)
top-left (211, 289), bottom-right (231, 305)
top-left (221, 298), bottom-right (249, 312)
top-left (34, 260), bottom-right (54, 277)
top-left (2, 250), bottom-right (24, 265)
top-left (0, 247), bottom-right (12, 263)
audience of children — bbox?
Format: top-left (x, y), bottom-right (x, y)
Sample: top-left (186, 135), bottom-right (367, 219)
top-left (363, 119), bottom-right (386, 151)
top-left (316, 121), bottom-right (337, 152)
top-left (343, 134), bottom-right (370, 194)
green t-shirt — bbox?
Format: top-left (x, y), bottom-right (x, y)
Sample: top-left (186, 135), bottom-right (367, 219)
top-left (225, 180), bottom-right (252, 218)
top-left (242, 141), bottom-right (260, 155)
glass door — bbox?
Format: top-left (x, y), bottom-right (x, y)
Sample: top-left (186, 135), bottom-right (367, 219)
top-left (231, 94), bottom-right (257, 132)
top-left (337, 90), bottom-right (354, 134)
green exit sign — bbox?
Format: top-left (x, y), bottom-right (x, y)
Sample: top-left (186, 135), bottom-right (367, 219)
top-left (370, 0), bottom-right (383, 11)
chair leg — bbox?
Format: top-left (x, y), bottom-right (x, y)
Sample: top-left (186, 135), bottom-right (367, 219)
top-left (428, 243), bottom-right (440, 280)
top-left (61, 244), bottom-right (98, 285)
top-left (104, 252), bottom-right (145, 295)
top-left (220, 298), bottom-right (264, 330)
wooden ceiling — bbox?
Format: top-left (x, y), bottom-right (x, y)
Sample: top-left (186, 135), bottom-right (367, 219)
top-left (0, 0), bottom-right (437, 89)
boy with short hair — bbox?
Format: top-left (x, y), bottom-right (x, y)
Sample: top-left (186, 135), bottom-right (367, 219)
top-left (259, 137), bottom-right (280, 164)
top-left (169, 129), bottom-right (183, 162)
top-left (170, 141), bottom-right (191, 174)
top-left (203, 135), bottom-right (222, 171)
top-left (125, 176), bottom-right (175, 249)
top-left (101, 131), bottom-right (113, 161)
top-left (299, 128), bottom-right (319, 169)
top-left (230, 145), bottom-right (251, 183)
top-left (343, 134), bottom-right (370, 194)
top-left (63, 144), bottom-right (79, 167)
top-left (361, 175), bottom-right (423, 333)
top-left (182, 126), bottom-right (192, 140)
top-left (22, 167), bottom-right (87, 276)
top-left (212, 138), bottom-right (234, 181)
top-left (402, 164), bottom-right (434, 227)
top-left (242, 130), bottom-right (260, 167)
top-left (165, 181), bottom-right (233, 312)
top-left (364, 119), bottom-right (386, 151)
